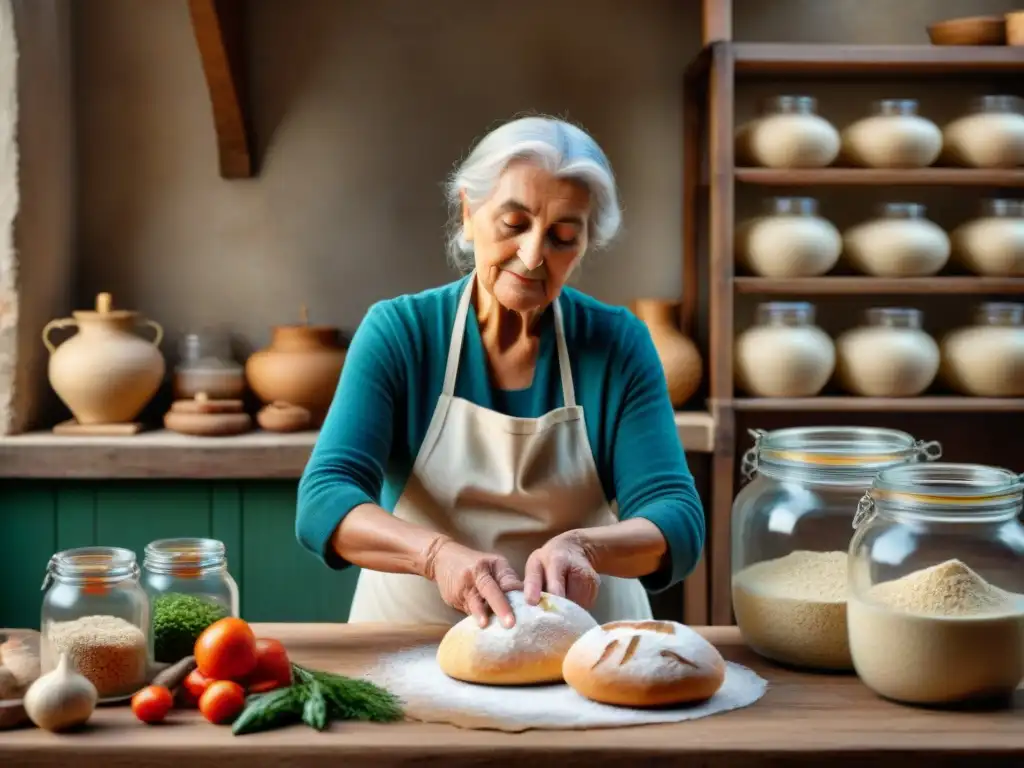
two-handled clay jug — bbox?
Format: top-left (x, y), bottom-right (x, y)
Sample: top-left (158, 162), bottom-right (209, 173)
top-left (245, 306), bottom-right (346, 427)
top-left (43, 292), bottom-right (166, 425)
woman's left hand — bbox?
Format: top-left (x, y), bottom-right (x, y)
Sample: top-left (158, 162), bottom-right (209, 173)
top-left (523, 531), bottom-right (600, 609)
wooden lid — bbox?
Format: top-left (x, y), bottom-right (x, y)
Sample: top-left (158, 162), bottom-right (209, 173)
top-left (170, 392), bottom-right (245, 414)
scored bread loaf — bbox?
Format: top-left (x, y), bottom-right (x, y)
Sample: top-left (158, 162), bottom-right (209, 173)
top-left (562, 620), bottom-right (726, 707)
top-left (436, 591), bottom-right (598, 685)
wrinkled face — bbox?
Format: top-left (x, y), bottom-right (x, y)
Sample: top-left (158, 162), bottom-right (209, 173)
top-left (462, 161), bottom-right (591, 314)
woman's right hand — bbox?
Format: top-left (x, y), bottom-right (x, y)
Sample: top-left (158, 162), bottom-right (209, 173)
top-left (423, 535), bottom-right (523, 629)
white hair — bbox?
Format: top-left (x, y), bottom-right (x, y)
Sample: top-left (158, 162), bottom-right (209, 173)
top-left (445, 115), bottom-right (623, 273)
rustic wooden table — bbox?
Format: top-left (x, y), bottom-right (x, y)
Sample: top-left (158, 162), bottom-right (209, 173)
top-left (1, 622), bottom-right (1020, 767)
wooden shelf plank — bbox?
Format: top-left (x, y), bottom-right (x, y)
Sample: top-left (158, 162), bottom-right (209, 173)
top-left (734, 276), bottom-right (1024, 295)
top-left (733, 397), bottom-right (1024, 413)
top-left (0, 413), bottom-right (717, 479)
top-left (733, 43), bottom-right (1024, 74)
top-left (736, 168), bottom-right (1024, 186)
top-left (188, 0), bottom-right (253, 179)
top-left (675, 411), bottom-right (716, 453)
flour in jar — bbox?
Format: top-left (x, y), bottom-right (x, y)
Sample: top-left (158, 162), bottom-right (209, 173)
top-left (732, 550), bottom-right (852, 671)
top-left (848, 559), bottom-right (1024, 705)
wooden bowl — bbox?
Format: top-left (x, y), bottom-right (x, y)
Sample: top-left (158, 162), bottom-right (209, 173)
top-left (927, 15), bottom-right (1006, 46)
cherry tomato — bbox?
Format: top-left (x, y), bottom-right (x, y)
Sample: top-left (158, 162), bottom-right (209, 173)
top-left (182, 668), bottom-right (215, 707)
top-left (199, 680), bottom-right (246, 725)
top-left (132, 685), bottom-right (174, 724)
top-left (194, 617), bottom-right (258, 681)
top-left (246, 637), bottom-right (293, 691)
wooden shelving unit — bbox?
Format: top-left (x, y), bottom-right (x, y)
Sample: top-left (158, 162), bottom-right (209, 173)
top-left (0, 413), bottom-right (719, 479)
top-left (690, 0), bottom-right (1024, 626)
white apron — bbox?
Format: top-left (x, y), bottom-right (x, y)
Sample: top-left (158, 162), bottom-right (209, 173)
top-left (347, 275), bottom-right (654, 626)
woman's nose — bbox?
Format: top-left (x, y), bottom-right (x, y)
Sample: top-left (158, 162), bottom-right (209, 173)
top-left (517, 237), bottom-right (545, 271)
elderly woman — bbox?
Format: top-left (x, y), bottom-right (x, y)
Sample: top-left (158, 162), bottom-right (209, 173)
top-left (296, 115), bottom-right (704, 629)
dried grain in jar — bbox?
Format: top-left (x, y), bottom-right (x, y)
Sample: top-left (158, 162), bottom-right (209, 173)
top-left (735, 96), bottom-right (840, 169)
top-left (848, 463), bottom-right (1024, 705)
top-left (40, 546), bottom-right (151, 700)
top-left (943, 96), bottom-right (1024, 169)
top-left (732, 427), bottom-right (941, 671)
top-left (951, 199), bottom-right (1024, 277)
top-left (735, 197), bottom-right (841, 278)
top-left (843, 203), bottom-right (950, 278)
top-left (835, 308), bottom-right (939, 398)
top-left (841, 99), bottom-right (942, 169)
top-left (940, 302), bottom-right (1024, 397)
top-left (734, 302), bottom-right (834, 398)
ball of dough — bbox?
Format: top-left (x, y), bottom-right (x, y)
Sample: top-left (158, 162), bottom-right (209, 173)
top-left (563, 620), bottom-right (726, 707)
top-left (436, 591), bottom-right (598, 685)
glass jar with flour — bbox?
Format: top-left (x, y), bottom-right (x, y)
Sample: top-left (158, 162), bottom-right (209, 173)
top-left (734, 302), bottom-right (835, 398)
top-left (943, 95), bottom-right (1024, 169)
top-left (40, 546), bottom-right (151, 702)
top-left (835, 308), bottom-right (940, 398)
top-left (843, 203), bottom-right (950, 278)
top-left (940, 302), bottom-right (1024, 397)
top-left (735, 197), bottom-right (842, 278)
top-left (848, 463), bottom-right (1024, 706)
top-left (841, 99), bottom-right (942, 168)
top-left (951, 199), bottom-right (1024, 277)
top-left (735, 96), bottom-right (840, 169)
top-left (731, 426), bottom-right (941, 672)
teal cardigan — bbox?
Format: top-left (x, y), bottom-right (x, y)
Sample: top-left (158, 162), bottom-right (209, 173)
top-left (295, 275), bottom-right (705, 592)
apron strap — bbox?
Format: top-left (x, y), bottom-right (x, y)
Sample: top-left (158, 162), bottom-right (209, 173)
top-left (552, 298), bottom-right (576, 408)
top-left (442, 272), bottom-right (576, 408)
top-left (442, 276), bottom-right (476, 396)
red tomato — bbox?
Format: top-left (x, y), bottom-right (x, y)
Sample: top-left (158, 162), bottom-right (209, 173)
top-left (132, 685), bottom-right (174, 724)
top-left (194, 617), bottom-right (258, 681)
top-left (246, 637), bottom-right (293, 691)
top-left (198, 680), bottom-right (246, 725)
top-left (182, 668), bottom-right (215, 707)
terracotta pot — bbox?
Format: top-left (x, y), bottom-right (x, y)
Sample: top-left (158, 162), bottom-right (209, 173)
top-left (631, 299), bottom-right (703, 407)
top-left (245, 308), bottom-right (346, 426)
top-left (42, 292), bottom-right (165, 425)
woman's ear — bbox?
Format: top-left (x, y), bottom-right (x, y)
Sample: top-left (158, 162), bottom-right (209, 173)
top-left (460, 189), bottom-right (473, 243)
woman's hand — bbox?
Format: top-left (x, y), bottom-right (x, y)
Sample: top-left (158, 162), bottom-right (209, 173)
top-left (523, 531), bottom-right (600, 610)
top-left (423, 535), bottom-right (523, 628)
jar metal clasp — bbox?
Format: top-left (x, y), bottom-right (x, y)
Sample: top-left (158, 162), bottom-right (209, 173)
top-left (852, 492), bottom-right (875, 530)
top-left (913, 439), bottom-right (943, 462)
top-left (40, 554), bottom-right (58, 592)
top-left (740, 428), bottom-right (768, 483)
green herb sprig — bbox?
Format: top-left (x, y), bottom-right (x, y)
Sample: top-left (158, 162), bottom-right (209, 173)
top-left (231, 663), bottom-right (403, 735)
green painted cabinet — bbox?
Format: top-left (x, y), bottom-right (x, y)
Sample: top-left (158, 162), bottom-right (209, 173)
top-left (0, 480), bottom-right (359, 629)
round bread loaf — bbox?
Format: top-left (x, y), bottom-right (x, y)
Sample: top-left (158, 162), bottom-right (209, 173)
top-left (436, 591), bottom-right (598, 685)
top-left (562, 620), bottom-right (726, 707)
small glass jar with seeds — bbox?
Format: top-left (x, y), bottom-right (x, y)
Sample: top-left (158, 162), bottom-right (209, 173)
top-left (848, 463), bottom-right (1024, 706)
top-left (731, 426), bottom-right (941, 673)
top-left (142, 538), bottom-right (239, 664)
top-left (40, 546), bottom-right (151, 701)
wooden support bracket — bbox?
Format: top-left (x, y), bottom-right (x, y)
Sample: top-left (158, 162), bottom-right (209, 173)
top-left (188, 0), bottom-right (254, 179)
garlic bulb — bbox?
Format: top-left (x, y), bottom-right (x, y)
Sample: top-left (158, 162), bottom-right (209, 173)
top-left (23, 652), bottom-right (97, 732)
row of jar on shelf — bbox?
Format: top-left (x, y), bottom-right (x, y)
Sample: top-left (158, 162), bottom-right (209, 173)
top-left (43, 292), bottom-right (347, 436)
top-left (735, 301), bottom-right (1024, 399)
top-left (738, 197), bottom-right (1024, 279)
top-left (730, 424), bottom-right (1024, 707)
top-left (737, 94), bottom-right (1024, 170)
top-left (39, 538), bottom-right (238, 701)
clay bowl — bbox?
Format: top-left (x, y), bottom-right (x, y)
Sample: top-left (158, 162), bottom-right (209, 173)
top-left (927, 15), bottom-right (1006, 45)
top-left (0, 698), bottom-right (27, 730)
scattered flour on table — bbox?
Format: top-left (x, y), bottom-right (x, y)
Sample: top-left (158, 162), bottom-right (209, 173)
top-left (364, 644), bottom-right (767, 732)
top-left (849, 559), bottom-right (1024, 705)
top-left (732, 550), bottom-right (851, 670)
